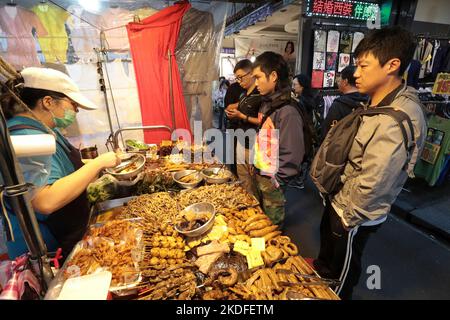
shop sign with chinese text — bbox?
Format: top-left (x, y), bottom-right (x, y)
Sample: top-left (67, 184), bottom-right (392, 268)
top-left (306, 0), bottom-right (379, 21)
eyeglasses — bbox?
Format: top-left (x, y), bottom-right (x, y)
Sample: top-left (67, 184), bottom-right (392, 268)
top-left (57, 97), bottom-right (80, 112)
top-left (235, 71), bottom-right (252, 82)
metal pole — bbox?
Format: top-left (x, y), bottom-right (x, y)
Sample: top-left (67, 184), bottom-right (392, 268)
top-left (112, 125), bottom-right (173, 150)
top-left (95, 46), bottom-right (114, 136)
top-left (295, 2), bottom-right (304, 75)
top-left (167, 49), bottom-right (176, 133)
top-left (0, 108), bottom-right (53, 292)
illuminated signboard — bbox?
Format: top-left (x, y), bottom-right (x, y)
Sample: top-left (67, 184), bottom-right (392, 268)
top-left (306, 0), bottom-right (379, 21)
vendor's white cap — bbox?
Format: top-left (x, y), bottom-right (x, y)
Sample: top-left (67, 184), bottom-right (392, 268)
top-left (20, 67), bottom-right (98, 110)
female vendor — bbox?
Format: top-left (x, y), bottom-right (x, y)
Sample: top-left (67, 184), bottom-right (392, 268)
top-left (1, 67), bottom-right (121, 259)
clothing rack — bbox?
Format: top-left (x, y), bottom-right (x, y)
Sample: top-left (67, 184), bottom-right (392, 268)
top-left (313, 21), bottom-right (367, 31)
top-left (416, 33), bottom-right (450, 41)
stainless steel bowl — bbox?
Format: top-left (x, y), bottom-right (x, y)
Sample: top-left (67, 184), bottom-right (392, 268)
top-left (173, 170), bottom-right (203, 189)
top-left (105, 153), bottom-right (146, 180)
top-left (175, 202), bottom-right (215, 237)
top-left (201, 167), bottom-right (232, 184)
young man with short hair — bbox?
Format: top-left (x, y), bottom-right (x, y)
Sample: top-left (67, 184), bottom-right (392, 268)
top-left (313, 27), bottom-right (427, 299)
top-left (251, 51), bottom-right (305, 226)
top-left (225, 59), bottom-right (261, 196)
top-left (321, 65), bottom-right (368, 140)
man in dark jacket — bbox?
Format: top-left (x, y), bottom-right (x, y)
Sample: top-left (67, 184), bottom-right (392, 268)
top-left (252, 52), bottom-right (305, 226)
top-left (226, 59), bottom-right (262, 197)
top-left (321, 65), bottom-right (368, 140)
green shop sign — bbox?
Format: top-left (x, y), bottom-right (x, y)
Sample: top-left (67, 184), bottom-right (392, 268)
top-left (306, 0), bottom-right (379, 21)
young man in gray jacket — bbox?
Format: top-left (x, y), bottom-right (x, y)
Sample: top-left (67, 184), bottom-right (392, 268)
top-left (313, 27), bottom-right (427, 299)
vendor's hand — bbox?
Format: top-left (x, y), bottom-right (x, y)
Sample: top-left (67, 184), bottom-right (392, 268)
top-left (225, 108), bottom-right (244, 120)
top-left (94, 151), bottom-right (121, 170)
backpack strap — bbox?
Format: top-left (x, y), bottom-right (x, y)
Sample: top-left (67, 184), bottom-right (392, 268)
top-left (362, 107), bottom-right (416, 168)
top-left (259, 99), bottom-right (292, 129)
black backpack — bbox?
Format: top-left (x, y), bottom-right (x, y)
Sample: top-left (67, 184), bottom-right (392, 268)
top-left (310, 107), bottom-right (416, 195)
top-left (261, 96), bottom-right (316, 164)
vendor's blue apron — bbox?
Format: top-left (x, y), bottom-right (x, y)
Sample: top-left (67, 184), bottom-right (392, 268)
top-left (8, 125), bottom-right (91, 258)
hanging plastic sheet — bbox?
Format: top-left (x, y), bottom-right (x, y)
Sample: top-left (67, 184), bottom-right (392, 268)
top-left (175, 2), bottom-right (228, 133)
top-left (127, 2), bottom-right (191, 144)
top-left (0, 5), bottom-right (47, 69)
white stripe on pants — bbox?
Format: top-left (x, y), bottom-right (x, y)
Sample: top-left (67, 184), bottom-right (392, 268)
top-left (335, 226), bottom-right (359, 295)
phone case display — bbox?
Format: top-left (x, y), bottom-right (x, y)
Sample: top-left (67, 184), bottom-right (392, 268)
top-left (326, 52), bottom-right (337, 70)
top-left (311, 30), bottom-right (365, 89)
top-left (312, 70), bottom-right (324, 89)
top-left (314, 30), bottom-right (327, 52)
top-left (339, 31), bottom-right (353, 54)
top-left (352, 32), bottom-right (365, 53)
top-left (326, 30), bottom-right (340, 53)
top-left (313, 51), bottom-right (326, 70)
top-left (323, 71), bottom-right (335, 88)
top-left (338, 53), bottom-right (351, 72)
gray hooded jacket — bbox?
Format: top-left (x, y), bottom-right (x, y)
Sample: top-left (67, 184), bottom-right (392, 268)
top-left (332, 85), bottom-right (427, 227)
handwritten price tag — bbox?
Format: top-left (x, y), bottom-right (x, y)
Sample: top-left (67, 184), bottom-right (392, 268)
top-left (432, 73), bottom-right (450, 95)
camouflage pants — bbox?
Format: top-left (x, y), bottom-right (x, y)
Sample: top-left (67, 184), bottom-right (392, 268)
top-left (255, 174), bottom-right (286, 226)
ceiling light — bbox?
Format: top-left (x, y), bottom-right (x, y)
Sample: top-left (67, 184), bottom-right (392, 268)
top-left (78, 0), bottom-right (100, 12)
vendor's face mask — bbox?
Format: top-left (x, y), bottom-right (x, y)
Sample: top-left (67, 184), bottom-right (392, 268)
top-left (50, 108), bottom-right (76, 128)
top-left (48, 97), bottom-right (78, 128)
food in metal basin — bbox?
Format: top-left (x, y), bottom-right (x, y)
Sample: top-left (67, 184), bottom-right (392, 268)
top-left (176, 210), bottom-right (212, 232)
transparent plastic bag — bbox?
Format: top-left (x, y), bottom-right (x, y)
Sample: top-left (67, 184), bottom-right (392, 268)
top-left (87, 174), bottom-right (118, 204)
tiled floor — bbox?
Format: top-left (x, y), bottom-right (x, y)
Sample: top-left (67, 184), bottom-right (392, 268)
top-left (283, 177), bottom-right (450, 300)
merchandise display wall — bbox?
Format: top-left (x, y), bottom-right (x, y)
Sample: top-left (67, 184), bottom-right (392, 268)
top-left (0, 1), bottom-right (229, 151)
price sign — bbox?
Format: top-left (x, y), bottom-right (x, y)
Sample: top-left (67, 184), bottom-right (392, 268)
top-left (432, 73), bottom-right (450, 95)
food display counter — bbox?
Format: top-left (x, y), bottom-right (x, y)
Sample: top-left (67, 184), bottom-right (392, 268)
top-left (45, 141), bottom-right (339, 300)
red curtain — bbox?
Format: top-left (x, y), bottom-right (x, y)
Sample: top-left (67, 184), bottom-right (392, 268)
top-left (127, 2), bottom-right (191, 144)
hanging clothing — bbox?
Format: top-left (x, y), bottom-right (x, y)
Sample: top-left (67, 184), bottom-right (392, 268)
top-left (326, 30), bottom-right (340, 53)
top-left (0, 25), bottom-right (8, 52)
top-left (322, 94), bottom-right (340, 118)
top-left (100, 7), bottom-right (135, 52)
top-left (127, 2), bottom-right (191, 144)
top-left (313, 51), bottom-right (325, 70)
top-left (325, 52), bottom-right (337, 71)
top-left (413, 38), bottom-right (433, 79)
top-left (406, 59), bottom-right (421, 89)
top-left (427, 40), bottom-right (440, 74)
top-left (31, 3), bottom-right (69, 64)
top-left (414, 115), bottom-right (450, 186)
top-left (323, 71), bottom-right (336, 88)
top-left (311, 70), bottom-right (324, 89)
top-left (0, 5), bottom-right (47, 69)
top-left (351, 32), bottom-right (364, 53)
top-left (339, 31), bottom-right (353, 54)
top-left (66, 6), bottom-right (102, 63)
top-left (432, 42), bottom-right (450, 77)
top-left (314, 30), bottom-right (327, 52)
